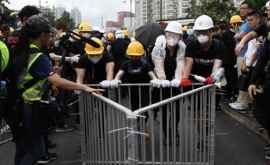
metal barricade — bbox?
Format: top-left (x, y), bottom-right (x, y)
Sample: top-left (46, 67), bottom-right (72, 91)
top-left (0, 119), bottom-right (11, 145)
top-left (0, 98), bottom-right (12, 145)
top-left (79, 84), bottom-right (216, 165)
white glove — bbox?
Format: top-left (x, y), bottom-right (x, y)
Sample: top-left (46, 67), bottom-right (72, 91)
top-left (100, 80), bottom-right (111, 88)
top-left (70, 54), bottom-right (80, 63)
top-left (110, 80), bottom-right (121, 88)
top-left (170, 79), bottom-right (180, 87)
top-left (212, 68), bottom-right (225, 82)
top-left (160, 80), bottom-right (171, 88)
top-left (150, 79), bottom-right (161, 88)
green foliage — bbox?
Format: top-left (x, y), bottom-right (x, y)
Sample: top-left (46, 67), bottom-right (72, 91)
top-left (246, 0), bottom-right (267, 11)
top-left (187, 0), bottom-right (238, 22)
top-left (55, 11), bottom-right (75, 30)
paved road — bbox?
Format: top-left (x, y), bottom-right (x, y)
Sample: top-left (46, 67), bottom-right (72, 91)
top-left (0, 111), bottom-right (266, 165)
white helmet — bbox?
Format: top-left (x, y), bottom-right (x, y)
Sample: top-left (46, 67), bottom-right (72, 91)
top-left (266, 1), bottom-right (270, 9)
top-left (115, 30), bottom-right (124, 39)
top-left (193, 15), bottom-right (214, 31)
top-left (165, 21), bottom-right (183, 34)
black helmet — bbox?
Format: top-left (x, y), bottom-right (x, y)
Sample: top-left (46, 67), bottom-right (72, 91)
top-left (24, 15), bottom-right (53, 37)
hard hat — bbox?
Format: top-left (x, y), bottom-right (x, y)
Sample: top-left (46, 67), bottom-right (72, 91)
top-left (230, 15), bottom-right (243, 24)
top-left (165, 21), bottom-right (183, 34)
top-left (126, 41), bottom-right (145, 57)
top-left (266, 1), bottom-right (270, 9)
top-left (115, 30), bottom-right (124, 39)
top-left (85, 37), bottom-right (104, 55)
top-left (107, 32), bottom-right (114, 41)
top-left (123, 29), bottom-right (129, 37)
top-left (78, 21), bottom-right (92, 32)
top-left (193, 15), bottom-right (214, 31)
top-left (182, 26), bottom-right (188, 32)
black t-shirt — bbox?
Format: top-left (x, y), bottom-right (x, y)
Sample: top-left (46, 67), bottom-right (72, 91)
top-left (216, 30), bottom-right (236, 65)
top-left (75, 52), bottom-right (114, 83)
top-left (164, 45), bottom-right (179, 80)
top-left (121, 57), bottom-right (153, 83)
top-left (111, 38), bottom-right (130, 71)
top-left (186, 39), bottom-right (224, 77)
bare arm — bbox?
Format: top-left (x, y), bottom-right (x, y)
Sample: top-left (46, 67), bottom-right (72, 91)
top-left (183, 57), bottom-right (193, 79)
top-left (148, 71), bottom-right (157, 80)
top-left (75, 68), bottom-right (86, 84)
top-left (48, 73), bottom-right (103, 93)
top-left (106, 62), bottom-right (115, 80)
top-left (239, 31), bottom-right (258, 47)
top-left (114, 70), bottom-right (125, 80)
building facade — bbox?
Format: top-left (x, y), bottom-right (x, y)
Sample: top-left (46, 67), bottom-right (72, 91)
top-left (135, 0), bottom-right (241, 28)
top-left (71, 7), bottom-right (82, 26)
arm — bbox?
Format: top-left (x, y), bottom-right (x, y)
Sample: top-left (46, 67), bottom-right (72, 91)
top-left (106, 62), bottom-right (114, 80)
top-left (174, 41), bottom-right (186, 80)
top-left (212, 59), bottom-right (222, 73)
top-left (48, 73), bottom-right (103, 93)
top-left (114, 70), bottom-right (125, 80)
top-left (183, 57), bottom-right (193, 79)
top-left (238, 31), bottom-right (257, 48)
top-left (75, 68), bottom-right (86, 84)
top-left (148, 71), bottom-right (157, 80)
top-left (151, 35), bottom-right (167, 80)
top-left (236, 32), bottom-right (257, 55)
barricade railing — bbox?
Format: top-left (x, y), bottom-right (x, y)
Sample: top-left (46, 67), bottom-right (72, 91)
top-left (79, 83), bottom-right (216, 165)
top-left (0, 99), bottom-right (12, 145)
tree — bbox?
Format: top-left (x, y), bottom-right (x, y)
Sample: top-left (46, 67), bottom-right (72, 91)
top-left (187, 0), bottom-right (237, 22)
top-left (246, 0), bottom-right (267, 12)
top-left (55, 11), bottom-right (75, 30)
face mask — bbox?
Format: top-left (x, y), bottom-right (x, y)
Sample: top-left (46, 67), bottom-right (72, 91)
top-left (197, 35), bottom-right (209, 44)
top-left (81, 33), bottom-right (91, 38)
top-left (167, 37), bottom-right (179, 47)
top-left (88, 56), bottom-right (102, 64)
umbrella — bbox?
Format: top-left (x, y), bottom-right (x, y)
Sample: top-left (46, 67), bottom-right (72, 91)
top-left (135, 23), bottom-right (164, 50)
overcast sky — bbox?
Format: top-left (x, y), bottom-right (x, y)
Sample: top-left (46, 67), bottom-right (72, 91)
top-left (6, 0), bottom-right (130, 26)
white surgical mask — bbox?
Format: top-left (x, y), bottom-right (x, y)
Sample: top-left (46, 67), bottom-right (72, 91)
top-left (197, 35), bottom-right (209, 44)
top-left (167, 37), bottom-right (179, 47)
top-left (88, 56), bottom-right (102, 64)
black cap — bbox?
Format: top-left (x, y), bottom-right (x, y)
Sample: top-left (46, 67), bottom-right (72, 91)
top-left (18, 5), bottom-right (40, 19)
top-left (25, 15), bottom-right (53, 34)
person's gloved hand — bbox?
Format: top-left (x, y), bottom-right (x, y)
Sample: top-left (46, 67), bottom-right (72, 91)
top-left (205, 76), bottom-right (215, 84)
top-left (70, 54), bottom-right (80, 63)
top-left (110, 80), bottom-right (121, 88)
top-left (150, 79), bottom-right (161, 88)
top-left (170, 79), bottom-right (181, 87)
top-left (160, 80), bottom-right (171, 88)
top-left (180, 79), bottom-right (192, 87)
top-left (100, 80), bottom-right (111, 88)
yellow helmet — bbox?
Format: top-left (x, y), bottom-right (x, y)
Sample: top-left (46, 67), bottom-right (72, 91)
top-left (78, 21), bottom-right (92, 32)
top-left (230, 15), bottom-right (242, 24)
top-left (84, 37), bottom-right (104, 56)
top-left (126, 41), bottom-right (145, 57)
top-left (123, 30), bottom-right (129, 38)
top-left (107, 32), bottom-right (115, 41)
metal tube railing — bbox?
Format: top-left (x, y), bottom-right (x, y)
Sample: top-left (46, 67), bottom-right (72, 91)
top-left (134, 84), bottom-right (214, 115)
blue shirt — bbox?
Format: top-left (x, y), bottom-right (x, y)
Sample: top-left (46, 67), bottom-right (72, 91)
top-left (240, 20), bottom-right (252, 33)
top-left (29, 54), bottom-right (54, 79)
